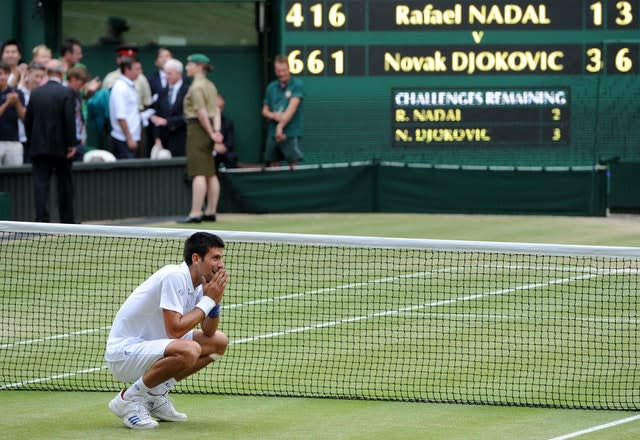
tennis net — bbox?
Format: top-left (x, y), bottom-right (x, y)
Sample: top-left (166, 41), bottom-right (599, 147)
top-left (1, 221), bottom-right (638, 410)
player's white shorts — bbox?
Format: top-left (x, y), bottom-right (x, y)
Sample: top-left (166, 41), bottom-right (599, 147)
top-left (107, 331), bottom-right (194, 383)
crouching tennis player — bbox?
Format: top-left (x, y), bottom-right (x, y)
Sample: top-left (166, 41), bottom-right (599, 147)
top-left (105, 232), bottom-right (229, 429)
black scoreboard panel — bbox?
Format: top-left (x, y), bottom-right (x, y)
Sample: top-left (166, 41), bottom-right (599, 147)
top-left (277, 0), bottom-right (640, 166)
top-left (392, 88), bottom-right (570, 146)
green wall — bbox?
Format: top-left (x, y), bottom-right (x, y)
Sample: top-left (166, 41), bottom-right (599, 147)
top-left (0, 161), bottom-right (607, 222)
top-left (0, 0), bottom-right (55, 55)
top-left (0, 192), bottom-right (10, 220)
top-left (219, 163), bottom-right (607, 216)
top-left (610, 163), bottom-right (640, 212)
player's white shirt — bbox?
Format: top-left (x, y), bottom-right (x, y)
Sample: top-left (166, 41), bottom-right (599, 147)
top-left (105, 262), bottom-right (202, 362)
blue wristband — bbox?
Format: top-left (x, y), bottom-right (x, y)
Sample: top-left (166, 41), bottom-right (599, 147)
top-left (208, 303), bottom-right (220, 318)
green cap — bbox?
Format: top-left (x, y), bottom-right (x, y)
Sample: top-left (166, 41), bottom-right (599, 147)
top-left (187, 53), bottom-right (213, 71)
top-left (188, 53), bottom-right (211, 65)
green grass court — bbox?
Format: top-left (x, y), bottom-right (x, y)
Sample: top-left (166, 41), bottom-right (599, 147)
top-left (2, 213), bottom-right (640, 439)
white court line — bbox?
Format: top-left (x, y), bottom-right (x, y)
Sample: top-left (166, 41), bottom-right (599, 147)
top-left (401, 312), bottom-right (639, 324)
top-left (225, 264), bottom-right (635, 311)
top-left (480, 264), bottom-right (636, 275)
top-left (231, 271), bottom-right (607, 345)
top-left (0, 326), bottom-right (111, 350)
top-left (547, 414), bottom-right (640, 439)
top-left (224, 267), bottom-right (457, 309)
top-left (0, 268), bottom-right (628, 388)
top-left (0, 367), bottom-right (109, 390)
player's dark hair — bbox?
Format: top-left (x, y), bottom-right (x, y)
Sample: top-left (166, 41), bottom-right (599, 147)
top-left (184, 232), bottom-right (225, 265)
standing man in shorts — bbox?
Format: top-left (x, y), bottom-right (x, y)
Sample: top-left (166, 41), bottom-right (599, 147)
top-left (105, 232), bottom-right (229, 430)
top-left (261, 54), bottom-right (304, 169)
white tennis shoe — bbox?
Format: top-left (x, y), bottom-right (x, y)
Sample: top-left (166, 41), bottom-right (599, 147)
top-left (109, 391), bottom-right (159, 430)
top-left (145, 393), bottom-right (188, 422)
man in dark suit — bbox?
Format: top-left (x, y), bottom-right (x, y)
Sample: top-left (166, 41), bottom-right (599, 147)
top-left (147, 47), bottom-right (172, 100)
top-left (24, 59), bottom-right (77, 223)
top-left (150, 58), bottom-right (188, 157)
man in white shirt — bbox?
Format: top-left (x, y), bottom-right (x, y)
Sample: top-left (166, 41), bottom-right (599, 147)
top-left (109, 57), bottom-right (142, 159)
top-left (102, 45), bottom-right (153, 111)
top-left (106, 232), bottom-right (229, 430)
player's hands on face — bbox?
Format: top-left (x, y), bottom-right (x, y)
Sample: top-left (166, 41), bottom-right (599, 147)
top-left (201, 269), bottom-right (228, 304)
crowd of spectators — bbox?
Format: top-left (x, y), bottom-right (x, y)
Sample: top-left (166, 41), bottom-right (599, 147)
top-left (0, 38), bottom-right (238, 166)
top-left (1, 35), bottom-right (305, 223)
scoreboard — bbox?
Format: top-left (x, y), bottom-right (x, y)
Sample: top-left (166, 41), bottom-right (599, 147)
top-left (391, 87), bottom-right (569, 147)
top-left (277, 0), bottom-right (640, 166)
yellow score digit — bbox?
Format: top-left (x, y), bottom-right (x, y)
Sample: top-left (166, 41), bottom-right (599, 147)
top-left (615, 1), bottom-right (634, 26)
top-left (286, 2), bottom-right (304, 28)
top-left (288, 50), bottom-right (305, 74)
top-left (615, 47), bottom-right (633, 72)
top-left (590, 1), bottom-right (603, 26)
top-left (552, 128), bottom-right (562, 141)
top-left (307, 49), bottom-right (325, 74)
top-left (330, 50), bottom-right (345, 74)
top-left (551, 108), bottom-right (561, 121)
top-left (328, 3), bottom-right (346, 28)
top-left (309, 3), bottom-right (323, 28)
top-left (585, 47), bottom-right (603, 73)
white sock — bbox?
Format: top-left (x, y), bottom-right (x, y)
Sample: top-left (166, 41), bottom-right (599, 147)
top-left (123, 377), bottom-right (150, 400)
top-left (149, 378), bottom-right (177, 396)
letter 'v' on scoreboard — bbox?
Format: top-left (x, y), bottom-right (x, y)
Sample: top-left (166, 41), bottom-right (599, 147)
top-left (279, 0), bottom-right (640, 161)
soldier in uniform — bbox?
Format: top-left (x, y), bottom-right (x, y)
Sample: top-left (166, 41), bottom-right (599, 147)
top-left (179, 54), bottom-right (225, 223)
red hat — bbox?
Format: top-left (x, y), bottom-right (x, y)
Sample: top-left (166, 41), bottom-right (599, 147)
top-left (116, 45), bottom-right (137, 57)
